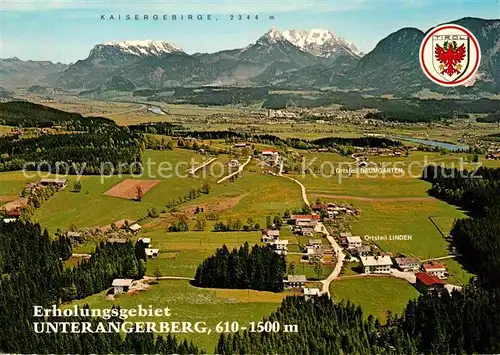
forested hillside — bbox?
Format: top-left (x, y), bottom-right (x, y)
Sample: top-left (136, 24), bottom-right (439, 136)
top-left (0, 129), bottom-right (143, 174)
top-left (0, 101), bottom-right (114, 130)
top-left (0, 221), bottom-right (198, 353)
top-left (0, 102), bottom-right (143, 174)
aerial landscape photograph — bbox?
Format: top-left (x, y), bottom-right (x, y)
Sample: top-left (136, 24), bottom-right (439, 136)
top-left (1, 0), bottom-right (500, 353)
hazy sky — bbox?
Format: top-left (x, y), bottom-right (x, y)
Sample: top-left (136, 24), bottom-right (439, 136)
top-left (1, 0), bottom-right (499, 63)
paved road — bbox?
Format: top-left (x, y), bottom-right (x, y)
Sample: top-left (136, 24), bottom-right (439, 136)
top-left (316, 222), bottom-right (345, 296)
top-left (217, 156), bottom-right (252, 184)
top-left (390, 268), bottom-right (416, 283)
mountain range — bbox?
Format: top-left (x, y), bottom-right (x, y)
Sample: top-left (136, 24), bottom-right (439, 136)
top-left (1, 18), bottom-right (499, 95)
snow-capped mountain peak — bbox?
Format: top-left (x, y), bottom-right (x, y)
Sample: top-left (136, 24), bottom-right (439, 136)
top-left (282, 29), bottom-right (362, 58)
top-left (102, 40), bottom-right (183, 56)
top-left (256, 27), bottom-right (289, 45)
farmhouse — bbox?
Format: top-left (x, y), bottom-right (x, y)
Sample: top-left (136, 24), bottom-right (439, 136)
top-left (346, 236), bottom-right (363, 250)
top-left (423, 262), bottom-right (447, 279)
top-left (261, 150), bottom-right (279, 159)
top-left (395, 257), bottom-right (421, 272)
top-left (305, 246), bottom-right (324, 262)
top-left (138, 237), bottom-right (151, 247)
top-left (261, 229), bottom-right (280, 242)
top-left (129, 223), bottom-right (142, 234)
top-left (7, 211), bottom-right (22, 218)
top-left (284, 275), bottom-right (307, 288)
top-left (415, 272), bottom-right (445, 293)
top-left (271, 240), bottom-right (288, 255)
top-left (339, 231), bottom-right (352, 244)
top-left (300, 227), bottom-right (315, 237)
top-left (145, 248), bottom-right (160, 259)
top-left (66, 231), bottom-right (81, 239)
top-left (303, 287), bottom-right (321, 300)
top-left (291, 214), bottom-right (320, 222)
top-left (360, 255), bottom-right (393, 274)
top-left (227, 159), bottom-right (240, 168)
top-left (308, 239), bottom-right (322, 247)
top-left (39, 178), bottom-right (68, 190)
top-left (112, 279), bottom-right (134, 294)
top-left (353, 245), bottom-right (371, 257)
top-left (486, 153), bottom-right (500, 160)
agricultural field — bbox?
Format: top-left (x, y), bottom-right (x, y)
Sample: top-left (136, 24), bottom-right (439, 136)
top-left (33, 149), bottom-right (206, 233)
top-left (138, 171), bottom-right (303, 278)
top-left (330, 277), bottom-right (420, 321)
top-left (63, 279), bottom-right (289, 352)
top-left (350, 199), bottom-right (465, 259)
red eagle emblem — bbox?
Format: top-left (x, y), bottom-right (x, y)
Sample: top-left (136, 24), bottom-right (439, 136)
top-left (434, 41), bottom-right (466, 77)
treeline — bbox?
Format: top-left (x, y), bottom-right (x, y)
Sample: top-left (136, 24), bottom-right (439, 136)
top-left (477, 112), bottom-right (500, 123)
top-left (422, 165), bottom-right (500, 288)
top-left (0, 101), bottom-right (114, 130)
top-left (0, 128), bottom-right (143, 174)
top-left (148, 87), bottom-right (270, 106)
top-left (194, 243), bottom-right (286, 292)
top-left (128, 121), bottom-right (182, 136)
top-left (175, 130), bottom-right (401, 150)
top-left (0, 220), bottom-right (199, 353)
top-left (312, 136), bottom-right (401, 148)
top-left (216, 284), bottom-right (500, 354)
top-left (58, 241), bottom-right (146, 301)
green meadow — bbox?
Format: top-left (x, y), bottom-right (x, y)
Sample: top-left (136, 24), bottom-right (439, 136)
top-left (330, 277), bottom-right (420, 322)
top-left (63, 280), bottom-right (287, 352)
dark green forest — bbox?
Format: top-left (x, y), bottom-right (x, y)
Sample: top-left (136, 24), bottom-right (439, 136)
top-left (0, 101), bottom-right (114, 130)
top-left (0, 102), bottom-right (143, 174)
top-left (0, 221), bottom-right (198, 353)
top-left (176, 130), bottom-right (401, 150)
top-left (194, 243), bottom-right (286, 292)
top-left (422, 165), bottom-right (500, 288)
top-left (0, 129), bottom-right (143, 173)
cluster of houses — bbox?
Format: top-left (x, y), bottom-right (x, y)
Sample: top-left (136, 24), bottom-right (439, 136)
top-left (486, 150), bottom-right (500, 160)
top-left (1, 179), bottom-right (69, 221)
top-left (260, 150), bottom-right (281, 168)
top-left (291, 214), bottom-right (320, 237)
top-left (304, 239), bottom-right (324, 263)
top-left (63, 220), bottom-right (144, 245)
top-left (311, 204), bottom-right (358, 220)
top-left (233, 142), bottom-right (252, 149)
top-left (337, 230), bottom-right (453, 293)
top-left (261, 229), bottom-right (288, 255)
top-left (227, 159), bottom-right (241, 168)
top-left (340, 232), bottom-right (371, 257)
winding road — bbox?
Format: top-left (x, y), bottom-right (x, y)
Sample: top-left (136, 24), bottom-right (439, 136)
top-left (274, 167), bottom-right (343, 296)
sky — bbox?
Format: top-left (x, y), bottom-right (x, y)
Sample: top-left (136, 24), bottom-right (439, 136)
top-left (1, 0), bottom-right (499, 63)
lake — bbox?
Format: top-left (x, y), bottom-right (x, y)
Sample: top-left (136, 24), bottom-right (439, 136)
top-left (392, 136), bottom-right (469, 152)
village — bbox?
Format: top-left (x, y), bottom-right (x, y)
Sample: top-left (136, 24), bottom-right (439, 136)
top-left (1, 146), bottom-right (465, 303)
